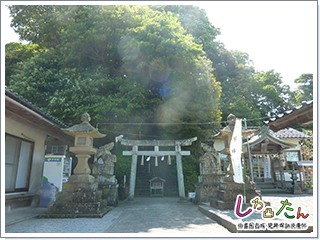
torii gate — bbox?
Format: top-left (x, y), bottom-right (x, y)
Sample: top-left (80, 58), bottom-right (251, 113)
top-left (120, 137), bottom-right (197, 200)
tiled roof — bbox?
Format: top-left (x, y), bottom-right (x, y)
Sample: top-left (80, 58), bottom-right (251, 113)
top-left (245, 125), bottom-right (296, 151)
top-left (270, 127), bottom-right (311, 139)
top-left (265, 100), bottom-right (313, 125)
top-left (5, 87), bottom-right (68, 128)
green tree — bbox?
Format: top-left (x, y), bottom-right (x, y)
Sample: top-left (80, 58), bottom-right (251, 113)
top-left (299, 130), bottom-right (313, 161)
top-left (229, 97), bottom-right (261, 126)
top-left (149, 5), bottom-right (221, 65)
top-left (5, 42), bottom-right (41, 86)
top-left (293, 73), bottom-right (313, 104)
top-left (7, 5), bottom-right (221, 142)
top-left (252, 70), bottom-right (293, 117)
top-left (8, 5), bottom-right (64, 47)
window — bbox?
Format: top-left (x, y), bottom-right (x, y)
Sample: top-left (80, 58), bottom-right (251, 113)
top-left (5, 134), bottom-right (33, 193)
top-left (77, 137), bottom-right (86, 145)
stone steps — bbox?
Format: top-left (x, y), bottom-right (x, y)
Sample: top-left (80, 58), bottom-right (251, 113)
top-left (254, 180), bottom-right (291, 194)
top-left (257, 182), bottom-right (277, 189)
top-left (260, 188), bottom-right (291, 194)
top-left (135, 160), bottom-right (178, 197)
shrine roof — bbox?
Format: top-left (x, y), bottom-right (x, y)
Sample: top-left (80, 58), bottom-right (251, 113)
top-left (265, 100), bottom-right (313, 131)
top-left (270, 128), bottom-right (311, 139)
top-left (245, 126), bottom-right (296, 149)
top-left (149, 177), bottom-right (166, 182)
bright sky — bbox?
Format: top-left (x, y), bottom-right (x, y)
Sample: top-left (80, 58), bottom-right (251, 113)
top-left (195, 1), bottom-right (317, 90)
top-left (2, 1), bottom-right (318, 90)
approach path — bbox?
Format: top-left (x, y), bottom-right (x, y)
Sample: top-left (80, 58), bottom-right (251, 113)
top-left (5, 197), bottom-right (230, 235)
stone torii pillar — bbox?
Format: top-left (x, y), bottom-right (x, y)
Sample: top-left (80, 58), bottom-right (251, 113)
top-left (175, 145), bottom-right (185, 199)
top-left (120, 137), bottom-right (197, 200)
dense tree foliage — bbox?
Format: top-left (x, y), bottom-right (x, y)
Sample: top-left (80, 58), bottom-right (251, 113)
top-left (252, 70), bottom-right (293, 117)
top-left (7, 5), bottom-right (310, 192)
top-left (149, 5), bottom-right (297, 125)
top-left (5, 42), bottom-right (42, 86)
top-left (293, 73), bottom-right (313, 104)
top-left (7, 5), bottom-right (221, 142)
top-left (301, 130), bottom-right (313, 161)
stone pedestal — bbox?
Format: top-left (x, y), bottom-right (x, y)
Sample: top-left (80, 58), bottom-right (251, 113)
top-left (210, 174), bottom-right (262, 210)
top-left (195, 175), bottom-right (223, 204)
top-left (39, 112), bottom-right (110, 218)
top-left (91, 143), bottom-right (119, 206)
top-left (42, 175), bottom-right (110, 218)
top-left (195, 143), bottom-right (224, 204)
top-left (292, 183), bottom-right (302, 194)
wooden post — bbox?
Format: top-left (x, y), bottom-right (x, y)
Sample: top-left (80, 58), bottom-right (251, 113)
top-left (128, 145), bottom-right (138, 201)
top-left (176, 145), bottom-right (185, 199)
top-left (298, 165), bottom-right (303, 191)
top-left (257, 155), bottom-right (261, 177)
top-left (278, 154), bottom-right (284, 189)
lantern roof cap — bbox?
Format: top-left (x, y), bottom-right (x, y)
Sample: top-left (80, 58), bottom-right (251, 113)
top-left (213, 114), bottom-right (256, 139)
top-left (61, 113), bottom-right (106, 138)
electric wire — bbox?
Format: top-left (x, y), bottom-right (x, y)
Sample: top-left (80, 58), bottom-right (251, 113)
top-left (96, 115), bottom-right (274, 128)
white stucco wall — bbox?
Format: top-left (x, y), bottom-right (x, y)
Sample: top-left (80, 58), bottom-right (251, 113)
top-left (5, 116), bottom-right (47, 195)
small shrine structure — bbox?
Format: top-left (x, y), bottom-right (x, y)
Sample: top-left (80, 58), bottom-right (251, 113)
top-left (244, 125), bottom-right (299, 192)
top-left (149, 177), bottom-right (165, 197)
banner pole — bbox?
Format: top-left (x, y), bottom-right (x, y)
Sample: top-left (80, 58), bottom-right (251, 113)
top-left (241, 119), bottom-right (246, 208)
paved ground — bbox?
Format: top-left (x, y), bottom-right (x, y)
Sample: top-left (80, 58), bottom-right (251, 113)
top-left (5, 197), bottom-right (230, 235)
top-left (4, 193), bottom-right (315, 237)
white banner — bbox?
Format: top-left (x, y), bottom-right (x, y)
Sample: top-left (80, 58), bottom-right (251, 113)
top-left (230, 118), bottom-right (244, 183)
top-left (263, 155), bottom-right (272, 179)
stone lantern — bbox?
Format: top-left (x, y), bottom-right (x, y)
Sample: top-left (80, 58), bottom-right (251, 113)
top-left (209, 113), bottom-right (262, 210)
top-left (62, 112), bottom-right (106, 177)
top-left (213, 114), bottom-right (256, 175)
top-left (44, 113), bottom-right (110, 218)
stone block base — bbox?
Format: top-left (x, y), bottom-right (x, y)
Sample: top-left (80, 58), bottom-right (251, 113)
top-left (55, 190), bottom-right (102, 203)
top-left (209, 175), bottom-right (263, 210)
top-left (195, 184), bottom-right (220, 204)
top-left (210, 199), bottom-right (235, 210)
top-left (46, 178), bottom-right (110, 218)
top-left (62, 181), bottom-right (99, 192)
top-left (210, 189), bottom-right (267, 210)
top-left (93, 175), bottom-right (116, 186)
top-left (39, 207), bottom-right (111, 218)
top-left (101, 185), bottom-right (119, 206)
top-left (47, 199), bottom-right (108, 215)
top-left (201, 175), bottom-right (224, 185)
top-left (215, 189), bottom-right (261, 202)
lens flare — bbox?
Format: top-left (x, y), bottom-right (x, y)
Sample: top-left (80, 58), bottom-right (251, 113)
top-left (118, 35), bottom-right (140, 61)
top-left (159, 85), bottom-right (170, 97)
